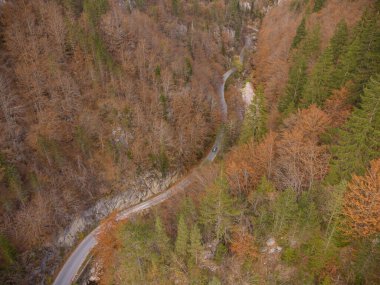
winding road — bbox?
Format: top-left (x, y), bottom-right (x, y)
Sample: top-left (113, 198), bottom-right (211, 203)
top-left (52, 66), bottom-right (237, 285)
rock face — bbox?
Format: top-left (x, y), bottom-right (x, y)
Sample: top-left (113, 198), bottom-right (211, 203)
top-left (57, 170), bottom-right (179, 247)
top-left (33, 171), bottom-right (178, 284)
top-left (241, 81), bottom-right (255, 106)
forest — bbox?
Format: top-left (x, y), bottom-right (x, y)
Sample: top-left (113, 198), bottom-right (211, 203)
top-left (93, 0), bottom-right (380, 284)
top-left (0, 0), bottom-right (259, 283)
top-left (0, 0), bottom-right (379, 284)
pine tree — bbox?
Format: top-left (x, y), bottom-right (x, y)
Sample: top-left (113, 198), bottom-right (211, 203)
top-left (333, 11), bottom-right (380, 101)
top-left (350, 12), bottom-right (380, 102)
top-left (328, 75), bottom-right (380, 183)
top-left (273, 188), bottom-right (299, 235)
top-left (155, 217), bottom-right (170, 256)
top-left (278, 56), bottom-right (307, 114)
top-left (302, 46), bottom-right (335, 107)
top-left (313, 0), bottom-right (326, 12)
top-left (188, 224), bottom-right (202, 264)
top-left (292, 18), bottom-right (307, 49)
top-left (175, 215), bottom-right (188, 258)
top-left (239, 85), bottom-right (267, 144)
top-left (330, 20), bottom-right (349, 63)
top-left (199, 176), bottom-right (240, 241)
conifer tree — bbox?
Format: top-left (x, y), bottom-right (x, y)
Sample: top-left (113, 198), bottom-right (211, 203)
top-left (188, 224), bottom-right (202, 264)
top-left (175, 215), bottom-right (188, 258)
top-left (313, 0), bottom-right (326, 12)
top-left (199, 176), bottom-right (240, 241)
top-left (292, 18), bottom-right (307, 49)
top-left (330, 20), bottom-right (349, 63)
top-left (333, 11), bottom-right (380, 101)
top-left (328, 75), bottom-right (380, 183)
top-left (278, 56), bottom-right (307, 114)
top-left (155, 217), bottom-right (170, 256)
top-left (302, 46), bottom-right (335, 107)
top-left (239, 85), bottom-right (267, 144)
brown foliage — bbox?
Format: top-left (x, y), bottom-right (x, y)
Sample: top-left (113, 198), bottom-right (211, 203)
top-left (230, 225), bottom-right (258, 261)
top-left (254, 0), bottom-right (370, 127)
top-left (274, 105), bottom-right (330, 194)
top-left (225, 132), bottom-right (276, 195)
top-left (323, 87), bottom-right (352, 128)
top-left (342, 159), bottom-right (380, 238)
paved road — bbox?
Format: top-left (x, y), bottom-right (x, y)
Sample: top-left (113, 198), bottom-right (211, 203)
top-left (52, 68), bottom-right (236, 285)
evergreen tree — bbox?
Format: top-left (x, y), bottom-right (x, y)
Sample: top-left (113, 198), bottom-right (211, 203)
top-left (328, 75), bottom-right (380, 183)
top-left (313, 0), bottom-right (326, 12)
top-left (273, 188), bottom-right (299, 235)
top-left (302, 46), bottom-right (335, 107)
top-left (155, 217), bottom-right (170, 256)
top-left (292, 18), bottom-right (307, 49)
top-left (199, 176), bottom-right (240, 241)
top-left (350, 12), bottom-right (380, 102)
top-left (330, 20), bottom-right (349, 63)
top-left (239, 85), bottom-right (267, 144)
top-left (278, 56), bottom-right (307, 114)
top-left (188, 224), bottom-right (202, 264)
top-left (300, 25), bottom-right (321, 58)
top-left (333, 11), bottom-right (380, 102)
top-left (175, 215), bottom-right (188, 258)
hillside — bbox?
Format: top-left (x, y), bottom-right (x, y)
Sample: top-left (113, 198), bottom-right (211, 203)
top-left (92, 0), bottom-right (380, 285)
top-left (0, 0), bottom-right (380, 284)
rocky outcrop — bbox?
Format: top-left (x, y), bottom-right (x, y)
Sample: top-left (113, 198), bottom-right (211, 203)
top-left (57, 170), bottom-right (179, 248)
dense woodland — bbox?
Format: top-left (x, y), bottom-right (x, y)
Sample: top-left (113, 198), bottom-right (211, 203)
top-left (94, 0), bottom-right (380, 284)
top-left (0, 0), bottom-right (262, 283)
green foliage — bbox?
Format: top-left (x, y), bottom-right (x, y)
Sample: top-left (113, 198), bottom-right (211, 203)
top-left (328, 75), bottom-right (380, 183)
top-left (300, 25), bottom-right (321, 58)
top-left (37, 136), bottom-right (64, 167)
top-left (74, 126), bottom-right (93, 157)
top-left (208, 276), bottom-right (222, 285)
top-left (184, 57), bottom-right (193, 83)
top-left (273, 189), bottom-right (299, 235)
top-left (349, 239), bottom-right (380, 284)
top-left (300, 235), bottom-right (338, 276)
top-left (329, 20), bottom-right (349, 63)
top-left (155, 217), bottom-right (170, 257)
top-left (62, 0), bottom-right (84, 16)
top-left (278, 56), bottom-right (307, 113)
top-left (0, 153), bottom-right (24, 211)
top-left (292, 18), bottom-right (307, 49)
top-left (175, 215), bottom-right (189, 258)
top-left (83, 0), bottom-right (108, 28)
top-left (214, 243), bottom-right (227, 264)
top-left (239, 85), bottom-right (267, 144)
top-left (159, 94), bottom-right (169, 121)
top-left (199, 176), bottom-right (240, 241)
top-left (149, 147), bottom-right (170, 175)
top-left (0, 234), bottom-right (16, 269)
top-left (188, 224), bottom-right (202, 264)
top-left (281, 247), bottom-right (299, 265)
top-left (313, 0), bottom-right (326, 12)
top-left (301, 46), bottom-right (335, 107)
top-left (171, 0), bottom-right (182, 16)
top-left (333, 11), bottom-right (380, 102)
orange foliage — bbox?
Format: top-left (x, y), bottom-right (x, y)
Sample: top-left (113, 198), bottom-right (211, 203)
top-left (225, 132), bottom-right (276, 195)
top-left (323, 87), bottom-right (352, 128)
top-left (230, 226), bottom-right (258, 261)
top-left (342, 159), bottom-right (380, 238)
top-left (274, 105), bottom-right (330, 194)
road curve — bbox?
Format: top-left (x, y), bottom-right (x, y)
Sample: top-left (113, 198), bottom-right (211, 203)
top-left (52, 68), bottom-right (236, 285)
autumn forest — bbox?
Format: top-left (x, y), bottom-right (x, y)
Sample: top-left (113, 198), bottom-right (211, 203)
top-left (0, 0), bottom-right (379, 284)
